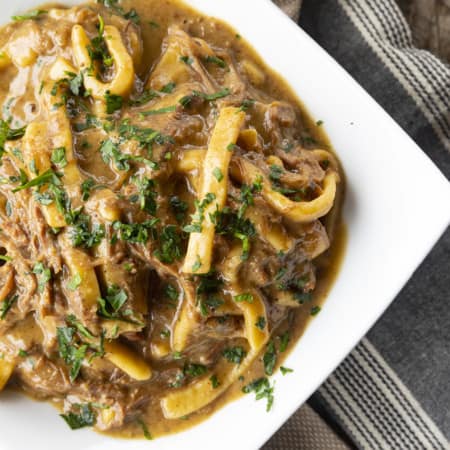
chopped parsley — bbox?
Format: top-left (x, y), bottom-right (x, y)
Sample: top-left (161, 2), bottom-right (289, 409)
top-left (279, 331), bottom-right (290, 353)
top-left (199, 296), bottom-right (224, 317)
top-left (12, 9), bottom-right (46, 21)
top-left (131, 176), bottom-right (157, 215)
top-left (184, 363), bottom-right (208, 378)
top-left (180, 56), bottom-right (194, 65)
top-left (67, 273), bottom-right (82, 291)
top-left (0, 294), bottom-right (18, 320)
top-left (12, 169), bottom-right (61, 193)
top-left (210, 374), bottom-right (220, 388)
top-left (154, 225), bottom-right (183, 264)
top-left (233, 293), bottom-right (254, 303)
top-left (70, 214), bottom-right (105, 248)
top-left (129, 89), bottom-right (160, 106)
top-left (51, 147), bottom-right (67, 168)
top-left (160, 82), bottom-right (176, 93)
top-left (263, 341), bottom-right (277, 376)
top-left (311, 305), bottom-right (321, 316)
top-left (137, 419), bottom-right (153, 440)
top-left (204, 55), bottom-right (227, 69)
top-left (183, 193), bottom-right (216, 234)
top-left (242, 377), bottom-right (274, 412)
top-left (60, 403), bottom-right (97, 430)
top-left (105, 91), bottom-right (123, 114)
top-left (0, 120), bottom-right (26, 159)
top-left (80, 178), bottom-right (95, 201)
top-left (255, 316), bottom-right (266, 330)
top-left (213, 167), bottom-right (224, 182)
top-left (140, 105), bottom-right (177, 117)
top-left (191, 256), bottom-right (202, 273)
top-left (57, 326), bottom-right (91, 382)
top-left (280, 366), bottom-right (294, 375)
top-left (222, 346), bottom-right (247, 364)
top-left (32, 262), bottom-right (52, 293)
top-left (113, 219), bottom-right (158, 244)
top-left (238, 98), bottom-right (255, 112)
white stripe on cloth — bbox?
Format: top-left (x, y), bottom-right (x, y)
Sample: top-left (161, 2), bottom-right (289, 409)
top-left (339, 0), bottom-right (450, 152)
top-left (318, 338), bottom-right (449, 449)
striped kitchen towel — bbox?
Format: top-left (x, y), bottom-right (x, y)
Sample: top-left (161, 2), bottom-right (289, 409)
top-left (265, 0), bottom-right (450, 449)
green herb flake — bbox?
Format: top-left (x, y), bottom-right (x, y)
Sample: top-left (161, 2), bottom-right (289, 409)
top-left (184, 363), bottom-right (208, 378)
top-left (255, 316), bottom-right (266, 330)
top-left (51, 147), bottom-right (67, 168)
top-left (311, 305), bottom-right (321, 316)
top-left (233, 293), bottom-right (254, 303)
top-left (263, 341), bottom-right (277, 376)
top-left (104, 91), bottom-right (123, 114)
top-left (160, 82), bottom-right (176, 93)
top-left (280, 366), bottom-right (293, 375)
top-left (191, 256), bottom-right (202, 273)
top-left (67, 273), bottom-right (82, 291)
top-left (18, 349), bottom-right (29, 358)
top-left (180, 56), bottom-right (194, 66)
top-left (32, 262), bottom-right (51, 293)
top-left (0, 294), bottom-right (18, 320)
top-left (213, 167), bottom-right (224, 182)
top-left (136, 419), bottom-right (152, 440)
top-left (140, 105), bottom-right (177, 117)
top-left (12, 9), bottom-right (47, 21)
top-left (210, 374), bottom-right (220, 389)
top-left (60, 403), bottom-right (97, 430)
top-left (242, 377), bottom-right (274, 412)
top-left (279, 331), bottom-right (290, 353)
top-left (204, 55), bottom-right (227, 69)
top-left (222, 346), bottom-right (247, 365)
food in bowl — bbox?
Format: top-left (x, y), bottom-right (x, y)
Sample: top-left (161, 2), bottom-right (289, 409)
top-left (0, 0), bottom-right (344, 439)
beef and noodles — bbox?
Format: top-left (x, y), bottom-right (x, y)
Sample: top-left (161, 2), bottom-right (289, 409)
top-left (0, 0), bottom-right (344, 439)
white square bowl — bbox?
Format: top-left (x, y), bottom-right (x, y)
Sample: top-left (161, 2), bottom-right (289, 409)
top-left (1, 1), bottom-right (449, 449)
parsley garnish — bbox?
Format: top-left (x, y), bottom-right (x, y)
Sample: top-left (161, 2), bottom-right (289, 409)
top-left (154, 225), bottom-right (183, 264)
top-left (279, 331), bottom-right (290, 353)
top-left (210, 374), bottom-right (220, 388)
top-left (97, 285), bottom-right (128, 320)
top-left (280, 366), bottom-right (294, 375)
top-left (238, 98), bottom-right (255, 112)
top-left (183, 193), bottom-right (216, 234)
top-left (191, 256), bottom-right (202, 273)
top-left (242, 377), bottom-right (274, 412)
top-left (140, 105), bottom-right (177, 117)
top-left (204, 55), bottom-right (227, 69)
top-left (32, 262), bottom-right (51, 293)
top-left (263, 341), bottom-right (277, 376)
top-left (184, 363), bottom-right (208, 378)
top-left (81, 178), bottom-right (95, 201)
top-left (0, 120), bottom-right (26, 159)
top-left (311, 305), bottom-right (321, 316)
top-left (222, 346), bottom-right (247, 364)
top-left (67, 273), bottom-right (82, 291)
top-left (60, 403), bottom-right (97, 430)
top-left (70, 214), bottom-right (105, 248)
top-left (113, 219), bottom-right (158, 244)
top-left (255, 316), bottom-right (266, 330)
top-left (161, 82), bottom-right (176, 93)
top-left (138, 419), bottom-right (153, 440)
top-left (51, 147), bottom-right (67, 168)
top-left (180, 56), bottom-right (194, 65)
top-left (131, 176), bottom-right (157, 215)
top-left (233, 293), bottom-right (254, 303)
top-left (105, 91), bottom-right (123, 114)
top-left (12, 9), bottom-right (46, 21)
top-left (0, 294), bottom-right (18, 320)
top-left (213, 167), bottom-right (224, 182)
top-left (12, 169), bottom-right (61, 193)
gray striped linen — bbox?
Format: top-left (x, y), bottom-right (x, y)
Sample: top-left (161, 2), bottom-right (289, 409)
top-left (265, 0), bottom-right (450, 449)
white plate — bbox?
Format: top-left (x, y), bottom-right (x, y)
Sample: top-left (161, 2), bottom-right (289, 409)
top-left (1, 1), bottom-right (449, 449)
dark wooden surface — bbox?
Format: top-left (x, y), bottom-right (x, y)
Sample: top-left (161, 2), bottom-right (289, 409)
top-left (397, 0), bottom-right (450, 62)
